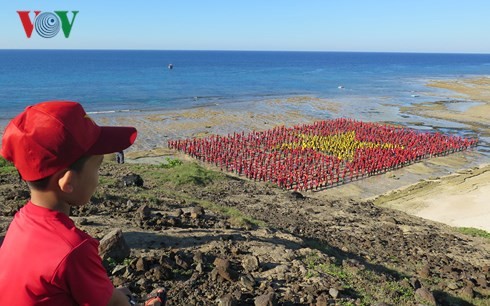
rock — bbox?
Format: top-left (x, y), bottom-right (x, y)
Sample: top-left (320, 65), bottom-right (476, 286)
top-left (315, 294), bottom-right (328, 306)
top-left (122, 174), bottom-right (144, 187)
top-left (329, 288), bottom-right (339, 299)
top-left (174, 208), bottom-right (184, 217)
top-left (193, 250), bottom-right (204, 263)
top-left (261, 264), bottom-right (289, 280)
top-left (135, 278), bottom-right (145, 286)
top-left (98, 228), bottom-right (130, 262)
top-left (126, 200), bottom-right (135, 209)
top-left (475, 274), bottom-right (487, 287)
top-left (410, 278), bottom-right (421, 290)
top-left (231, 245), bottom-right (241, 255)
top-left (303, 285), bottom-right (316, 295)
top-left (175, 254), bottom-right (190, 269)
top-left (190, 206), bottom-right (205, 219)
top-left (135, 257), bottom-right (147, 272)
top-left (254, 292), bottom-right (277, 306)
top-left (210, 268), bottom-right (220, 282)
top-left (213, 258), bottom-right (237, 282)
top-left (196, 262), bottom-right (204, 273)
top-left (242, 255), bottom-right (260, 272)
top-left (111, 264), bottom-right (127, 276)
top-left (240, 274), bottom-right (256, 291)
top-left (136, 204), bottom-right (151, 220)
top-left (167, 217), bottom-right (180, 227)
top-left (112, 276), bottom-right (125, 287)
top-left (290, 191), bottom-right (305, 200)
top-left (446, 281), bottom-right (460, 290)
top-left (418, 264), bottom-right (430, 278)
top-left (218, 294), bottom-right (237, 306)
top-left (414, 287), bottom-right (436, 305)
top-left (460, 285), bottom-right (474, 299)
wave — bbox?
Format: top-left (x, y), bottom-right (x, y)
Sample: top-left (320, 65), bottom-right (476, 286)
top-left (86, 109), bottom-right (131, 115)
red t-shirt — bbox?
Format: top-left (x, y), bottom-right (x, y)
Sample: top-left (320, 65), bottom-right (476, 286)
top-left (0, 202), bottom-right (114, 305)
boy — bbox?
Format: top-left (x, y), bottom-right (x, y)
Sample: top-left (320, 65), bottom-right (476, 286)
top-left (0, 101), bottom-right (164, 305)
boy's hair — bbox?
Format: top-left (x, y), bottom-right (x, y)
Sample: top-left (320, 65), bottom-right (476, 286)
top-left (26, 155), bottom-right (91, 191)
top-left (0, 101), bottom-right (137, 182)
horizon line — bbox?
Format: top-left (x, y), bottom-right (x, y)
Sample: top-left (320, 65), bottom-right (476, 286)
top-left (1, 48), bottom-right (489, 55)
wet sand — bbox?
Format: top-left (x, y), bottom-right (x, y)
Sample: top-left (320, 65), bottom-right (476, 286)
top-left (402, 77), bottom-right (490, 135)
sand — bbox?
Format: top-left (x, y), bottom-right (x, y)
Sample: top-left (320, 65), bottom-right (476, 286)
top-left (374, 77), bottom-right (490, 231)
top-left (373, 164), bottom-right (490, 231)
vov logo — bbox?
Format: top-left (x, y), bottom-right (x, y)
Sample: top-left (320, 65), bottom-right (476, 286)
top-left (17, 11), bottom-right (79, 38)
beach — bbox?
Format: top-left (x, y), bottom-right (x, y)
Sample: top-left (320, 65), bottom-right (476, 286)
top-left (92, 77), bottom-right (490, 232)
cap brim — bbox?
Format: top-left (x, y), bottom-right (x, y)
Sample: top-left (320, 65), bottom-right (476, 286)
top-left (86, 126), bottom-right (137, 155)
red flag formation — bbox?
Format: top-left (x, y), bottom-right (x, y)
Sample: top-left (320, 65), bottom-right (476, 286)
top-left (168, 118), bottom-right (477, 191)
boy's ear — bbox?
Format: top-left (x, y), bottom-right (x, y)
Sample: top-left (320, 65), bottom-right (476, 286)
top-left (57, 169), bottom-right (75, 193)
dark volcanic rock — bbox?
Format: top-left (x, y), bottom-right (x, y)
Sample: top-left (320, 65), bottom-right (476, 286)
top-left (289, 191), bottom-right (305, 200)
top-left (122, 174), bottom-right (144, 187)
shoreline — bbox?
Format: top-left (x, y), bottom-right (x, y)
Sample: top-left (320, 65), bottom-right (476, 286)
top-left (116, 77), bottom-right (490, 232)
top-left (373, 163), bottom-right (490, 231)
top-left (1, 77), bottom-right (489, 231)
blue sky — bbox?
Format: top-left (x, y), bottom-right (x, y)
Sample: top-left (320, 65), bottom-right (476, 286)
top-left (1, 0), bottom-right (489, 53)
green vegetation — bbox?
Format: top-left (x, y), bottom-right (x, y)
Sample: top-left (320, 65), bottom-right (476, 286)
top-left (457, 227), bottom-right (490, 239)
top-left (98, 176), bottom-right (117, 186)
top-left (158, 157), bottom-right (183, 168)
top-left (136, 159), bottom-right (224, 186)
top-left (301, 249), bottom-right (415, 305)
top-left (0, 156), bottom-right (16, 175)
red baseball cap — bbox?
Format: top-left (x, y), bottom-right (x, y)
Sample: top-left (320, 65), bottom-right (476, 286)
top-left (1, 101), bottom-right (137, 181)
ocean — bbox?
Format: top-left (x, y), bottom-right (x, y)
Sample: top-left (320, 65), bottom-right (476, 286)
top-left (1, 50), bottom-right (490, 153)
top-left (1, 50), bottom-right (490, 119)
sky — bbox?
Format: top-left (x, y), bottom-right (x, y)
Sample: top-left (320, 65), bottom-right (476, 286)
top-left (1, 0), bottom-right (490, 53)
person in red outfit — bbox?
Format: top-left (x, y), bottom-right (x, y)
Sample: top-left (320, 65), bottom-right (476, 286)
top-left (0, 101), bottom-right (165, 306)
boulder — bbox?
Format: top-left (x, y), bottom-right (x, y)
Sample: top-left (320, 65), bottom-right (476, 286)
top-left (98, 228), bottom-right (130, 262)
top-left (213, 257), bottom-right (238, 282)
top-left (242, 255), bottom-right (260, 272)
top-left (122, 174), bottom-right (144, 187)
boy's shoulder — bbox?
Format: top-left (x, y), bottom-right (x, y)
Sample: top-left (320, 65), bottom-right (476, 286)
top-left (14, 202), bottom-right (95, 251)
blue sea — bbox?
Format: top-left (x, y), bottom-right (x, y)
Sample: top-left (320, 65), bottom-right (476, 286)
top-left (1, 50), bottom-right (490, 152)
top-left (1, 50), bottom-right (490, 121)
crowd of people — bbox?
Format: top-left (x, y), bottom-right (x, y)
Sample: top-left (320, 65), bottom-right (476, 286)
top-left (168, 118), bottom-right (478, 191)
